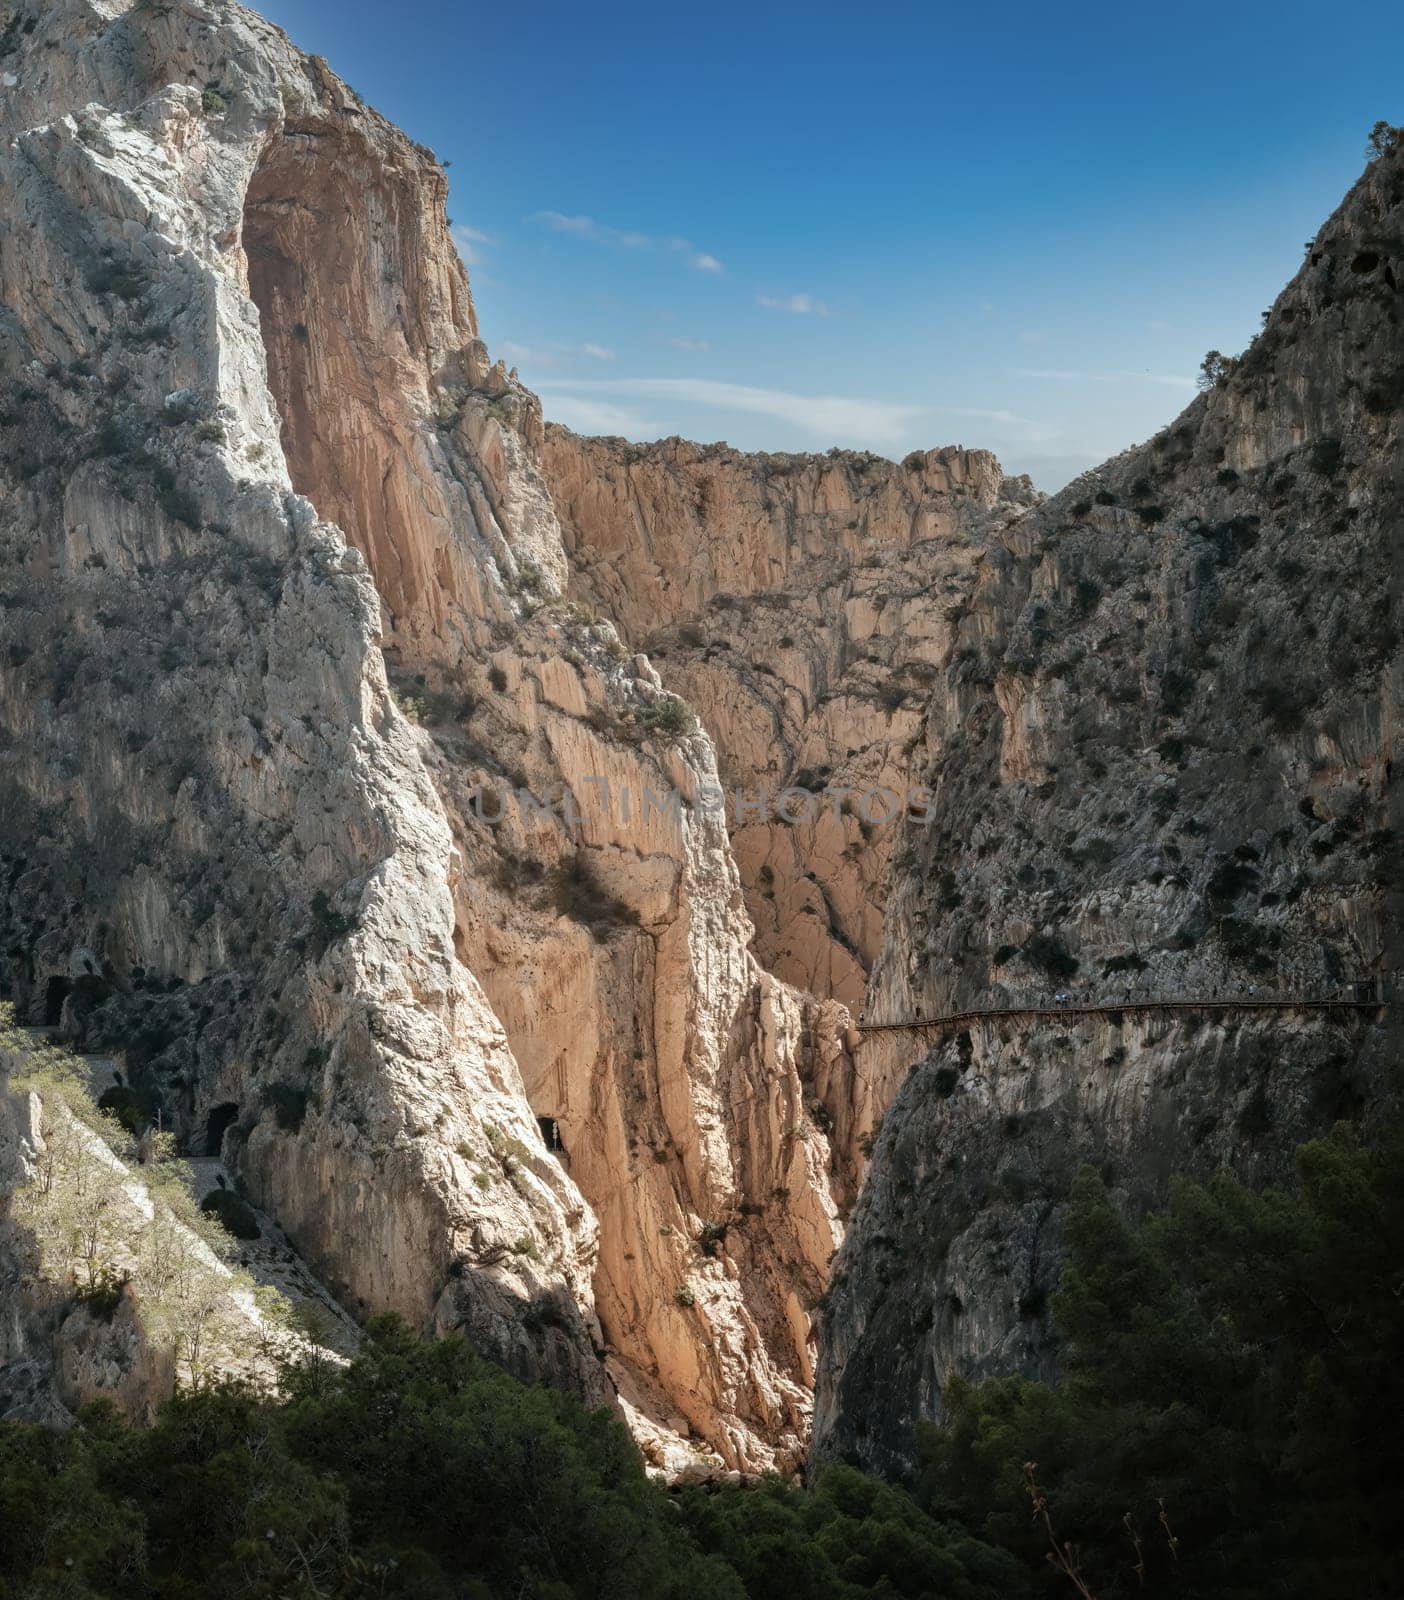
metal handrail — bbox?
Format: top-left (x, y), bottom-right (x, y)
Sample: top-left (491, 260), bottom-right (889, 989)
top-left (856, 989), bottom-right (1386, 1038)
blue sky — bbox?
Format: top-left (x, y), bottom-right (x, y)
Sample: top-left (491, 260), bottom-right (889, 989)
top-left (257, 0), bottom-right (1402, 488)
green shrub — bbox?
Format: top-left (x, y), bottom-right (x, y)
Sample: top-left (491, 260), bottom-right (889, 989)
top-left (263, 1082), bottom-right (310, 1133)
top-left (1159, 667), bottom-right (1195, 716)
top-left (310, 889), bottom-right (356, 947)
top-left (97, 1082), bottom-right (157, 1134)
top-left (75, 1271), bottom-right (129, 1320)
top-left (932, 1066), bottom-right (960, 1099)
top-left (1197, 348), bottom-right (1238, 390)
top-left (920, 1123), bottom-right (1404, 1599)
top-left (1365, 118), bottom-right (1401, 159)
top-left (1252, 677), bottom-right (1312, 733)
top-left (1309, 435), bottom-right (1344, 476)
top-left (1102, 951), bottom-right (1147, 976)
top-left (200, 88), bottom-right (227, 115)
top-left (550, 856), bottom-right (640, 931)
top-left (87, 258), bottom-right (148, 302)
top-left (1022, 931), bottom-right (1079, 980)
top-left (638, 694), bottom-right (696, 739)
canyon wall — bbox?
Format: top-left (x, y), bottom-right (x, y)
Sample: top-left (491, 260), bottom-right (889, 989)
top-left (0, 0), bottom-right (850, 1474)
top-left (3, 0), bottom-right (1397, 1486)
top-left (813, 134), bottom-right (1404, 1476)
top-left (545, 434), bottom-right (1039, 1031)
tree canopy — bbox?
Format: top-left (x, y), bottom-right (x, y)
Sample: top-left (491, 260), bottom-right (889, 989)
top-left (918, 1121), bottom-right (1404, 1599)
top-left (0, 1317), bottom-right (1019, 1599)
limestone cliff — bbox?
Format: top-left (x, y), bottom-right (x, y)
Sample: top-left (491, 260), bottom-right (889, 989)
top-left (6, 0), bottom-right (1395, 1489)
top-left (0, 0), bottom-right (845, 1474)
top-left (545, 434), bottom-right (1039, 1026)
top-left (812, 135), bottom-right (1404, 1476)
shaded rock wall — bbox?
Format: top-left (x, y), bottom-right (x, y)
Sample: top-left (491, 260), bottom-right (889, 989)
top-left (813, 135), bottom-right (1404, 1475)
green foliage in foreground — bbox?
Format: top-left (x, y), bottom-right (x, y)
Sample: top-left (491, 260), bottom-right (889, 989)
top-left (918, 1122), bottom-right (1404, 1599)
top-left (0, 1318), bottom-right (1021, 1600)
top-left (5, 1090), bottom-right (1397, 1600)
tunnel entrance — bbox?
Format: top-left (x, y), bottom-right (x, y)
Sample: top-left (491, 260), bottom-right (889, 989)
top-left (43, 975), bottom-right (70, 1027)
top-left (537, 1115), bottom-right (566, 1156)
top-left (205, 1102), bottom-right (240, 1157)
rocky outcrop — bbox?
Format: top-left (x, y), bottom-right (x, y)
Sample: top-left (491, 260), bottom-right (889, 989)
top-left (0, 0), bottom-right (848, 1474)
top-left (1, 1030), bottom-right (352, 1424)
top-left (813, 135), bottom-right (1404, 1476)
top-left (545, 434), bottom-right (1040, 1028)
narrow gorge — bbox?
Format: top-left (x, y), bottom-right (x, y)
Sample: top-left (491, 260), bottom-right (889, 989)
top-left (1, 0), bottom-right (1399, 1507)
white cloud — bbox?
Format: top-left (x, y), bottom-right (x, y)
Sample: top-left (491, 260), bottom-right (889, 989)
top-left (531, 211), bottom-right (650, 248)
top-left (529, 213), bottom-right (722, 274)
top-left (934, 404), bottom-right (1050, 431)
top-left (535, 377), bottom-right (924, 447)
top-left (499, 340), bottom-right (616, 368)
top-left (533, 380), bottom-right (1061, 450)
top-left (665, 337), bottom-right (712, 352)
top-left (1017, 367), bottom-right (1196, 391)
top-left (451, 224), bottom-right (496, 265)
top-left (1017, 330), bottom-right (1044, 344)
top-left (757, 292), bottom-right (830, 317)
top-left (500, 339), bottom-right (551, 367)
top-left (544, 396), bottom-right (665, 437)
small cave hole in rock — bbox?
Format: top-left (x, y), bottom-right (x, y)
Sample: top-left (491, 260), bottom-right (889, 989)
top-left (537, 1115), bottom-right (566, 1155)
top-left (43, 976), bottom-right (71, 1026)
top-left (205, 1102), bottom-right (240, 1156)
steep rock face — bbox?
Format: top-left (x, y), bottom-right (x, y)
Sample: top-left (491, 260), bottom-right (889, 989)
top-left (0, 0), bottom-right (843, 1472)
top-left (813, 139), bottom-right (1404, 1475)
top-left (545, 434), bottom-right (1039, 1027)
top-left (0, 0), bottom-right (608, 1413)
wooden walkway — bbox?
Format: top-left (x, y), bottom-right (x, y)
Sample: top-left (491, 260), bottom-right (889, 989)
top-left (856, 994), bottom-right (1385, 1040)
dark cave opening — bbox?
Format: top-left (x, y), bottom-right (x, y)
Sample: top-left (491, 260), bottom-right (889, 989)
top-left (43, 975), bottom-right (70, 1027)
top-left (205, 1101), bottom-right (240, 1157)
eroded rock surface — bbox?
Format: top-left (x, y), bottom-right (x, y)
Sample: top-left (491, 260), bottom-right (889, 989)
top-left (813, 136), bottom-right (1403, 1476)
top-left (0, 0), bottom-right (847, 1472)
top-left (545, 434), bottom-right (1040, 1021)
